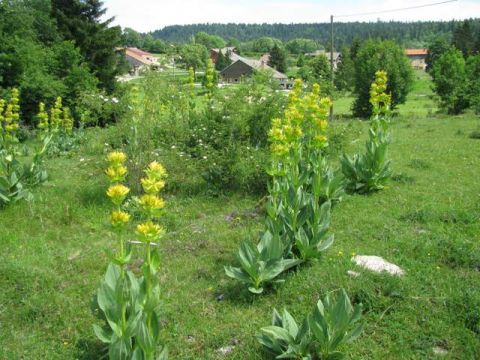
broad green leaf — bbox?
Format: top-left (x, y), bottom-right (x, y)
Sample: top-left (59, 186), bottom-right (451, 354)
top-left (93, 324), bottom-right (112, 343)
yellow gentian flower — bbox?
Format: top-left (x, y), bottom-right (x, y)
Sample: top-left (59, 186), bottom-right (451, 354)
top-left (141, 177), bottom-right (165, 194)
top-left (144, 161), bottom-right (167, 180)
top-left (107, 151), bottom-right (127, 165)
top-left (139, 194), bottom-right (165, 215)
top-left (110, 210), bottom-right (130, 227)
top-left (106, 184), bottom-right (130, 205)
top-left (105, 165), bottom-right (127, 182)
top-left (136, 221), bottom-right (164, 241)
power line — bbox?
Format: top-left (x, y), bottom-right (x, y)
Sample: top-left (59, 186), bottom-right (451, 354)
top-left (334, 0), bottom-right (459, 19)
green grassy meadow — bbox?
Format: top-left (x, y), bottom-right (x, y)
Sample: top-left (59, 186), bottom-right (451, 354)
top-left (1, 73), bottom-right (480, 359)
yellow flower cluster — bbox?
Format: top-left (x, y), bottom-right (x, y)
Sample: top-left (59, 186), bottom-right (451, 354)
top-left (269, 79), bottom-right (331, 158)
top-left (50, 97), bottom-right (63, 131)
top-left (106, 151), bottom-right (128, 183)
top-left (37, 102), bottom-right (49, 131)
top-left (111, 210), bottom-right (131, 227)
top-left (137, 161), bottom-right (168, 243)
top-left (62, 107), bottom-right (74, 134)
top-left (139, 194), bottom-right (165, 216)
top-left (136, 221), bottom-right (165, 241)
top-left (105, 151), bottom-right (130, 228)
top-left (370, 70), bottom-right (391, 118)
top-left (37, 97), bottom-right (74, 134)
top-left (141, 161), bottom-right (167, 194)
top-left (106, 184), bottom-right (130, 206)
top-left (1, 88), bottom-right (21, 139)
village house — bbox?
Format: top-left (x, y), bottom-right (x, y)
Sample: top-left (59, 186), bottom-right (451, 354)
top-left (121, 47), bottom-right (160, 75)
top-left (305, 50), bottom-right (341, 69)
top-left (405, 49), bottom-right (428, 70)
top-left (220, 56), bottom-right (289, 88)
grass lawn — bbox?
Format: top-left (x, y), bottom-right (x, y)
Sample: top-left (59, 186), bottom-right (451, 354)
top-left (1, 74), bottom-right (479, 359)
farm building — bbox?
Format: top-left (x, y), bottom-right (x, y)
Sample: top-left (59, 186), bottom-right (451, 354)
top-left (121, 47), bottom-right (159, 75)
top-left (405, 49), bottom-right (428, 70)
top-left (210, 47), bottom-right (240, 64)
top-left (305, 50), bottom-right (341, 69)
top-left (220, 57), bottom-right (289, 88)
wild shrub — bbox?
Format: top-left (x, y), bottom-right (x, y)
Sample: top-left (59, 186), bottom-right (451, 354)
top-left (257, 289), bottom-right (364, 359)
top-left (342, 71), bottom-right (393, 193)
top-left (352, 39), bottom-right (413, 118)
top-left (93, 152), bottom-right (168, 359)
top-left (431, 48), bottom-right (469, 115)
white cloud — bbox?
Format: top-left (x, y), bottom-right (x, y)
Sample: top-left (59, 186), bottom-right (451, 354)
top-left (103, 0), bottom-right (480, 32)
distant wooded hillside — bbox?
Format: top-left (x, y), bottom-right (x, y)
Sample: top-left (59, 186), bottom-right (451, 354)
top-left (149, 20), bottom-right (480, 47)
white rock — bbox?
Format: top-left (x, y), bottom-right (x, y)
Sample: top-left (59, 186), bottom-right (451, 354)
top-left (352, 255), bottom-right (405, 276)
top-left (432, 346), bottom-right (448, 355)
top-left (216, 346), bottom-right (234, 355)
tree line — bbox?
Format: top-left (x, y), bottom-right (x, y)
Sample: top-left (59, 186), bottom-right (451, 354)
top-left (149, 20), bottom-right (476, 48)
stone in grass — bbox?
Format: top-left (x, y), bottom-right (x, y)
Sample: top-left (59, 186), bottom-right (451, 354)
top-left (216, 346), bottom-right (234, 356)
top-left (432, 346), bottom-right (448, 356)
top-left (352, 255), bottom-right (405, 276)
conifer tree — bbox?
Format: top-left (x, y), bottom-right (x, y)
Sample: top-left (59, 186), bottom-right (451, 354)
top-left (452, 20), bottom-right (475, 58)
top-left (268, 44), bottom-right (287, 73)
top-left (51, 0), bottom-right (123, 92)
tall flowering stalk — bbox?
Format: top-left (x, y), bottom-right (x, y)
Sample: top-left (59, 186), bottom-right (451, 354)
top-left (268, 80), bottom-right (334, 260)
top-left (105, 151), bottom-right (131, 264)
top-left (135, 161), bottom-right (167, 359)
top-left (94, 155), bottom-right (168, 359)
top-left (341, 70), bottom-right (393, 193)
top-left (0, 88), bottom-right (21, 148)
top-left (225, 80), bottom-right (336, 293)
top-left (188, 66), bottom-right (195, 100)
top-left (204, 59), bottom-right (216, 99)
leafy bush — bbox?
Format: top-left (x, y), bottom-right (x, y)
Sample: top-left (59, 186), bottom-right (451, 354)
top-left (224, 231), bottom-right (302, 294)
top-left (257, 289), bottom-right (364, 359)
top-left (352, 39), bottom-right (413, 118)
top-left (466, 54), bottom-right (480, 114)
top-left (342, 71), bottom-right (393, 193)
top-left (431, 48), bottom-right (469, 114)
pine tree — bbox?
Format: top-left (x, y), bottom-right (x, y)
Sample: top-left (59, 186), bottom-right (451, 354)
top-left (268, 44), bottom-right (287, 73)
top-left (215, 50), bottom-right (232, 70)
top-left (452, 20), bottom-right (475, 58)
top-left (296, 54), bottom-right (305, 67)
top-left (426, 35), bottom-right (451, 73)
top-left (51, 0), bottom-right (123, 92)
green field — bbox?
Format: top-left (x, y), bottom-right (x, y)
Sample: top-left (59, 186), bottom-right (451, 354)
top-left (1, 73), bottom-right (480, 359)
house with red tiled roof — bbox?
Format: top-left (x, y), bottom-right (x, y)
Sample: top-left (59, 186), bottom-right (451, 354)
top-left (405, 49), bottom-right (428, 70)
top-left (120, 47), bottom-right (159, 75)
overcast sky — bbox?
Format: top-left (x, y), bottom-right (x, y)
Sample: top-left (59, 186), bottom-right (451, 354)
top-left (102, 0), bottom-right (480, 33)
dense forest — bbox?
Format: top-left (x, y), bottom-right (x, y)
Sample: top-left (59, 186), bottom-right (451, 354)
top-left (150, 20), bottom-right (480, 47)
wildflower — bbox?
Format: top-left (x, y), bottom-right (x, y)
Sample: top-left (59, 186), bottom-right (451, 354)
top-left (139, 194), bottom-right (165, 214)
top-left (141, 177), bottom-right (165, 194)
top-left (144, 161), bottom-right (167, 180)
top-left (110, 210), bottom-right (131, 227)
top-left (106, 184), bottom-right (130, 205)
top-left (105, 166), bottom-right (127, 182)
top-left (107, 151), bottom-right (127, 165)
top-left (136, 221), bottom-right (164, 241)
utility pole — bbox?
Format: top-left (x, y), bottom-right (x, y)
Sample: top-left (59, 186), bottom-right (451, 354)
top-left (330, 14), bottom-right (334, 122)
